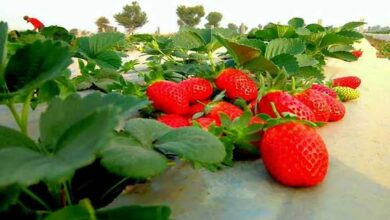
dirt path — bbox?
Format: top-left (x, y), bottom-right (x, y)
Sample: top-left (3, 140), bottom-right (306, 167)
top-left (321, 39), bottom-right (390, 188)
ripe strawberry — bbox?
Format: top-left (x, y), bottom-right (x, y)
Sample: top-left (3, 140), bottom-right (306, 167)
top-left (333, 86), bottom-right (360, 102)
top-left (179, 78), bottom-right (213, 103)
top-left (332, 76), bottom-right (361, 89)
top-left (295, 89), bottom-right (330, 122)
top-left (311, 84), bottom-right (337, 98)
top-left (323, 95), bottom-right (346, 122)
top-left (260, 122), bottom-right (329, 187)
top-left (351, 50), bottom-right (363, 58)
top-left (187, 100), bottom-right (211, 117)
top-left (206, 101), bottom-right (243, 124)
top-left (215, 68), bottom-right (258, 101)
top-left (146, 80), bottom-right (189, 115)
top-left (249, 116), bottom-right (266, 126)
top-left (157, 114), bottom-right (190, 128)
top-left (258, 91), bottom-right (315, 121)
top-left (193, 117), bottom-right (217, 129)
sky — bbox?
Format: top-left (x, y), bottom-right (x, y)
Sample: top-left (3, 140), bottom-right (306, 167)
top-left (1, 0), bottom-right (389, 33)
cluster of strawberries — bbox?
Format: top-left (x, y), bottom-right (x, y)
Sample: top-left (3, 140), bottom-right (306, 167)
top-left (146, 68), bottom-right (361, 187)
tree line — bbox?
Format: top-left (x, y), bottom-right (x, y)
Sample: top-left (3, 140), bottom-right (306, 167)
top-left (78, 1), bottom-right (253, 35)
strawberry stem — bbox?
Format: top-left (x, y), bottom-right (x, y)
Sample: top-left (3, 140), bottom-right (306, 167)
top-left (291, 76), bottom-right (296, 94)
top-left (270, 102), bottom-right (282, 118)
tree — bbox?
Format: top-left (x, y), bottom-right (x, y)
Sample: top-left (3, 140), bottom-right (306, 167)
top-left (114, 1), bottom-right (148, 34)
top-left (95, 16), bottom-right (110, 32)
top-left (80, 30), bottom-right (91, 36)
top-left (69, 28), bottom-right (79, 36)
top-left (205, 12), bottom-right (223, 28)
top-left (239, 23), bottom-right (248, 34)
top-left (176, 5), bottom-right (205, 27)
top-left (227, 23), bottom-right (238, 32)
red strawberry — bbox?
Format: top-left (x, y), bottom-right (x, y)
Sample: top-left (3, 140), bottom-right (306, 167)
top-left (258, 91), bottom-right (315, 121)
top-left (207, 101), bottom-right (243, 124)
top-left (146, 81), bottom-right (189, 115)
top-left (323, 95), bottom-right (346, 122)
top-left (332, 76), bottom-right (361, 89)
top-left (193, 117), bottom-right (217, 130)
top-left (215, 68), bottom-right (258, 101)
top-left (260, 122), bottom-right (329, 187)
top-left (180, 78), bottom-right (213, 103)
top-left (157, 114), bottom-right (190, 128)
top-left (311, 84), bottom-right (337, 98)
top-left (295, 89), bottom-right (330, 122)
top-left (351, 50), bottom-right (363, 58)
top-left (249, 116), bottom-right (266, 126)
top-left (187, 100), bottom-right (211, 117)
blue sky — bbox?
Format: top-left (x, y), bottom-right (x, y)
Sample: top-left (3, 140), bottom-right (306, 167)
top-left (1, 0), bottom-right (389, 33)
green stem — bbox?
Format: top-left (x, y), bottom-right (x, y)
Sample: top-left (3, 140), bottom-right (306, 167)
top-left (62, 182), bottom-right (72, 206)
top-left (208, 51), bottom-right (216, 72)
top-left (6, 101), bottom-right (23, 131)
top-left (22, 188), bottom-right (51, 211)
top-left (270, 102), bottom-right (282, 119)
top-left (100, 178), bottom-right (129, 200)
top-left (291, 77), bottom-right (296, 94)
top-left (20, 91), bottom-right (33, 136)
top-left (17, 200), bottom-right (31, 211)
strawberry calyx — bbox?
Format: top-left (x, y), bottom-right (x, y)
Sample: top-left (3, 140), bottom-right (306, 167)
top-left (260, 102), bottom-right (322, 130)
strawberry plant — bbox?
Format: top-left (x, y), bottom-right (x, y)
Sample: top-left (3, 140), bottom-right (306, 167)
top-left (0, 21), bottom-right (226, 219)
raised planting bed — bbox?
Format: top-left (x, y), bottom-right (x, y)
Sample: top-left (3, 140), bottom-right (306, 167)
top-left (1, 19), bottom-right (389, 220)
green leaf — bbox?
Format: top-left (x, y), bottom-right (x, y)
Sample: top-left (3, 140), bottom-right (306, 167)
top-left (254, 28), bottom-right (278, 41)
top-left (243, 55), bottom-right (280, 74)
top-left (231, 111), bottom-right (252, 128)
top-left (4, 40), bottom-right (72, 93)
top-left (76, 32), bottom-right (125, 69)
top-left (94, 51), bottom-right (122, 69)
top-left (294, 66), bottom-right (325, 82)
top-left (220, 137), bottom-right (234, 166)
top-left (276, 25), bottom-right (297, 38)
top-left (0, 125), bottom-right (38, 150)
top-left (295, 54), bottom-right (319, 67)
top-left (31, 80), bottom-right (60, 109)
top-left (214, 34), bottom-right (260, 65)
top-left (179, 27), bottom-right (238, 52)
top-left (40, 93), bottom-right (148, 151)
top-left (44, 200), bottom-right (95, 220)
top-left (328, 45), bottom-right (354, 52)
top-left (265, 38), bottom-right (305, 59)
top-left (100, 136), bottom-right (168, 178)
top-left (0, 107), bottom-right (119, 187)
top-left (320, 33), bottom-right (355, 47)
top-left (78, 32), bottom-right (125, 55)
top-left (96, 205), bottom-right (171, 220)
top-left (337, 31), bottom-right (364, 39)
top-left (0, 22), bottom-right (7, 85)
top-left (238, 38), bottom-right (266, 53)
top-left (40, 26), bottom-right (74, 43)
top-left (341, 21), bottom-right (365, 30)
top-left (305, 24), bottom-right (325, 33)
top-left (123, 119), bottom-right (172, 148)
top-left (155, 127), bottom-right (226, 164)
top-left (0, 185), bottom-right (20, 212)
top-left (271, 54), bottom-right (299, 74)
top-left (325, 51), bottom-right (357, 62)
top-left (215, 35), bottom-right (279, 74)
top-left (288, 17), bottom-right (305, 28)
top-left (173, 31), bottom-right (206, 50)
top-left (295, 27), bottom-right (311, 35)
